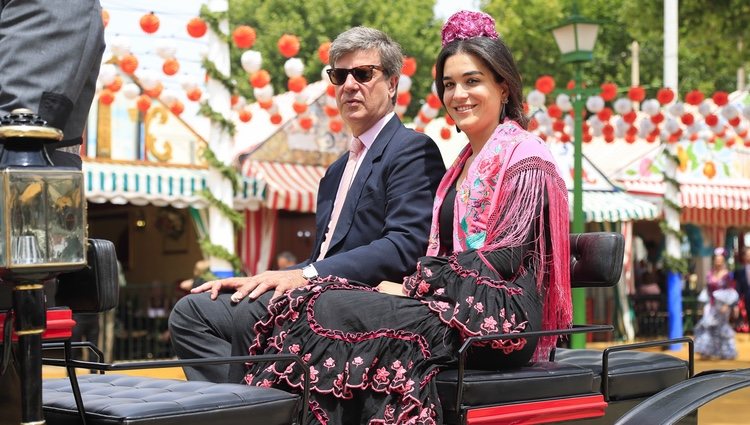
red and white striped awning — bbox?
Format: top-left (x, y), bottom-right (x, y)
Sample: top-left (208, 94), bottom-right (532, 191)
top-left (618, 178), bottom-right (750, 226)
top-left (242, 160), bottom-right (327, 213)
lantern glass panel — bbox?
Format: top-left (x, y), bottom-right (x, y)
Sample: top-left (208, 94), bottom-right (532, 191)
top-left (9, 173), bottom-right (47, 265)
top-left (45, 172), bottom-right (85, 263)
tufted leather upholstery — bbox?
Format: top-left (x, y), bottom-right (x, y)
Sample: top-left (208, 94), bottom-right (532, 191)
top-left (554, 348), bottom-right (688, 401)
top-left (43, 374), bottom-right (300, 425)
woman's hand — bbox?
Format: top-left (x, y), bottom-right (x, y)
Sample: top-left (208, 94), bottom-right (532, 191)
top-left (377, 280), bottom-right (406, 296)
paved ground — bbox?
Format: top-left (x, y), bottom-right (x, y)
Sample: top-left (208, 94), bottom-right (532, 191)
top-left (43, 333), bottom-right (750, 424)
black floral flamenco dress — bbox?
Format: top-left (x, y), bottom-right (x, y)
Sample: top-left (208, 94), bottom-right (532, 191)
top-left (244, 121), bottom-right (572, 424)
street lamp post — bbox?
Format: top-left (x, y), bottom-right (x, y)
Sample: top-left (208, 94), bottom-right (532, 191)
top-left (550, 3), bottom-right (600, 349)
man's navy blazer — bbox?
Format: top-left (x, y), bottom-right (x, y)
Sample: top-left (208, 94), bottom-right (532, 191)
top-left (299, 114), bottom-right (445, 285)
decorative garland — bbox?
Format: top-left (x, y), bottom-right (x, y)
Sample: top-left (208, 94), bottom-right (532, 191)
top-left (196, 188), bottom-right (245, 228)
top-left (202, 58), bottom-right (254, 100)
top-left (199, 237), bottom-right (243, 273)
top-left (198, 101), bottom-right (236, 136)
top-left (199, 4), bottom-right (229, 43)
top-left (658, 143), bottom-right (686, 274)
top-left (663, 255), bottom-right (689, 275)
top-left (201, 146), bottom-right (241, 192)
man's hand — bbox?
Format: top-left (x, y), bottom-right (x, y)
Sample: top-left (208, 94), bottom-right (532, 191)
top-left (191, 270), bottom-right (308, 302)
top-left (377, 280), bottom-right (406, 297)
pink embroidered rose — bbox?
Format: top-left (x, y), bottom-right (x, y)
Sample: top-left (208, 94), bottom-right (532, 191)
top-left (418, 281), bottom-right (431, 294)
top-left (352, 357), bottom-right (364, 367)
top-left (476, 157), bottom-right (500, 181)
top-left (374, 367), bottom-right (390, 383)
top-left (289, 344), bottom-right (300, 354)
top-left (259, 379), bottom-right (273, 388)
top-left (433, 301), bottom-right (451, 312)
top-left (309, 366), bottom-right (319, 383)
top-left (481, 316), bottom-right (498, 333)
top-left (303, 353), bottom-right (312, 362)
top-left (435, 288), bottom-right (445, 296)
top-left (323, 357), bottom-right (336, 370)
top-left (423, 267), bottom-right (433, 278)
top-left (474, 302), bottom-right (484, 313)
top-left (465, 296), bottom-right (475, 305)
top-left (502, 319), bottom-right (513, 333)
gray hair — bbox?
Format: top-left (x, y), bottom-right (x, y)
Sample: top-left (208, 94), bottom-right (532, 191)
top-left (329, 26), bottom-right (403, 80)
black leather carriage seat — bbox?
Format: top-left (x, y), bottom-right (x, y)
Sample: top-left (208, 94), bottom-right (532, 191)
top-left (43, 374), bottom-right (300, 425)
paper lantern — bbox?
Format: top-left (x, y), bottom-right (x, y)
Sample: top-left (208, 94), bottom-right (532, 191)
top-left (627, 86), bottom-right (646, 102)
top-left (397, 75), bottom-right (412, 94)
top-left (110, 36), bottom-right (131, 58)
top-left (136, 95), bottom-right (152, 112)
top-left (526, 90), bottom-right (545, 108)
top-left (324, 105), bottom-right (339, 117)
top-left (684, 90), bottom-right (704, 106)
top-left (241, 50), bottom-right (263, 73)
top-left (318, 41), bottom-right (331, 64)
top-left (187, 17), bottom-right (207, 38)
top-left (140, 12), bottom-right (160, 34)
top-left (106, 75), bottom-right (123, 92)
top-left (397, 92), bottom-right (412, 107)
top-left (299, 116), bottom-right (313, 130)
top-left (402, 57), bottom-right (417, 77)
top-left (613, 98), bottom-right (633, 115)
top-left (98, 64), bottom-right (117, 86)
top-left (656, 88), bottom-right (674, 105)
top-left (292, 102), bottom-right (308, 114)
top-left (137, 70), bottom-right (160, 90)
top-left (155, 39), bottom-right (177, 60)
top-left (270, 113), bottom-right (283, 125)
top-left (119, 54), bottom-right (138, 75)
top-left (122, 83), bottom-right (140, 100)
top-left (284, 58), bottom-right (305, 78)
top-left (329, 119), bottom-right (343, 133)
top-left (239, 109), bottom-right (252, 123)
top-left (144, 82), bottom-right (163, 98)
top-left (287, 76), bottom-right (307, 93)
top-left (162, 58), bottom-right (180, 76)
top-left (426, 93), bottom-right (442, 109)
top-left (585, 96), bottom-right (604, 113)
top-left (439, 127), bottom-right (451, 140)
top-left (258, 99), bottom-right (274, 110)
top-left (556, 93), bottom-right (572, 112)
top-left (712, 91), bottom-right (729, 107)
top-left (535, 75), bottom-right (555, 94)
top-left (546, 104), bottom-right (562, 119)
top-left (169, 100), bottom-right (184, 116)
top-left (186, 87), bottom-right (202, 102)
top-left (233, 26), bottom-right (257, 49)
top-left (161, 90), bottom-right (178, 105)
top-left (277, 34), bottom-right (300, 58)
top-left (599, 83), bottom-right (618, 102)
top-left (98, 89), bottom-right (115, 105)
top-left (102, 9), bottom-right (110, 28)
top-left (249, 70), bottom-right (271, 88)
top-left (254, 84), bottom-right (274, 101)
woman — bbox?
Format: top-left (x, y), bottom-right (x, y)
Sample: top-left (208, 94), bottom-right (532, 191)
top-left (694, 248), bottom-right (738, 360)
top-left (245, 11), bottom-right (571, 424)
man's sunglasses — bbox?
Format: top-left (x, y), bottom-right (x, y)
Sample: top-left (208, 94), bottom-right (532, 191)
top-left (326, 65), bottom-right (385, 85)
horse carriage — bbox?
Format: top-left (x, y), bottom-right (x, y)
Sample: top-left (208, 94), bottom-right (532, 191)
top-left (3, 232), bottom-right (750, 425)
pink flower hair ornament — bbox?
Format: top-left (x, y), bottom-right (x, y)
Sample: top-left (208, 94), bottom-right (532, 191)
top-left (441, 10), bottom-right (499, 47)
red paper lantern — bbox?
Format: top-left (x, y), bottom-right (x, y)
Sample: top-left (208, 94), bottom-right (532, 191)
top-left (102, 9), bottom-right (110, 28)
top-left (599, 83), bottom-right (618, 102)
top-left (99, 89), bottom-right (115, 105)
top-left (402, 57), bottom-right (417, 77)
top-left (292, 102), bottom-right (308, 114)
top-left (326, 84), bottom-right (336, 97)
top-left (650, 112), bottom-right (664, 124)
top-left (440, 127), bottom-right (451, 140)
top-left (258, 99), bottom-right (274, 110)
top-left (684, 90), bottom-right (704, 106)
top-left (144, 82), bottom-right (163, 98)
top-left (625, 134), bottom-right (636, 144)
top-left (169, 100), bottom-right (184, 116)
top-left (566, 80), bottom-right (576, 90)
top-left (162, 58), bottom-right (180, 76)
top-left (705, 114), bottom-right (719, 127)
top-left (444, 113), bottom-right (455, 126)
top-left (329, 119), bottom-right (343, 133)
top-left (324, 105), bottom-right (339, 117)
top-left (136, 94), bottom-right (151, 112)
top-left (270, 113), bottom-right (283, 125)
top-left (426, 93), bottom-right (442, 109)
top-left (187, 17), bottom-right (207, 38)
top-left (597, 107), bottom-right (612, 122)
top-left (528, 118), bottom-right (538, 131)
top-left (656, 88), bottom-right (674, 105)
top-left (287, 76), bottom-right (307, 93)
top-left (646, 134), bottom-right (657, 143)
top-left (627, 86), bottom-right (646, 102)
top-left (535, 75), bottom-right (555, 94)
top-left (239, 109), bottom-right (252, 123)
top-left (583, 133), bottom-right (593, 143)
top-left (681, 113), bottom-right (694, 126)
top-left (186, 87), bottom-right (202, 102)
top-left (604, 134), bottom-right (615, 143)
top-left (602, 124), bottom-right (615, 137)
top-left (396, 91), bottom-right (412, 106)
top-left (552, 120), bottom-right (565, 132)
top-left (119, 54), bottom-right (138, 75)
top-left (233, 26), bottom-right (257, 49)
top-left (230, 95), bottom-right (239, 106)
top-left (729, 116), bottom-right (741, 127)
top-left (299, 116), bottom-right (314, 130)
top-left (277, 34), bottom-right (300, 58)
top-left (546, 104), bottom-right (562, 119)
top-left (622, 111), bottom-right (637, 124)
top-left (140, 12), bottom-right (160, 34)
top-left (249, 70), bottom-right (271, 88)
top-left (712, 91), bottom-right (729, 107)
top-left (106, 75), bottom-right (123, 92)
top-left (318, 41), bottom-right (331, 64)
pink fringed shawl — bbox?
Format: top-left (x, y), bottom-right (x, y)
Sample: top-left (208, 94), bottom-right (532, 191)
top-left (424, 119), bottom-right (571, 360)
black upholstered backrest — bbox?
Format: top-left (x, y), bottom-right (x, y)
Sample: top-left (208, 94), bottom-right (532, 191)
top-left (55, 239), bottom-right (119, 313)
top-left (569, 232), bottom-right (624, 288)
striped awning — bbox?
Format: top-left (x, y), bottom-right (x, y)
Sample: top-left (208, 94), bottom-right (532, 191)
top-left (242, 160), bottom-right (327, 213)
top-left (84, 161), bottom-right (263, 209)
top-left (572, 190), bottom-right (660, 223)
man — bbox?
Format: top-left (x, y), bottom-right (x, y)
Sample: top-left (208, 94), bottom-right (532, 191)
top-left (275, 251), bottom-right (297, 270)
top-left (0, 0), bottom-right (105, 421)
top-left (169, 26), bottom-right (446, 383)
top-left (736, 247), bottom-right (750, 326)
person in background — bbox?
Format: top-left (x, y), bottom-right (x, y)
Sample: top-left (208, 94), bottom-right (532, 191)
top-left (169, 25), bottom-right (445, 384)
top-left (275, 251), bottom-right (297, 270)
top-left (735, 247), bottom-right (750, 331)
top-left (179, 259), bottom-right (211, 292)
top-left (694, 248), bottom-right (738, 360)
top-left (241, 11), bottom-right (572, 423)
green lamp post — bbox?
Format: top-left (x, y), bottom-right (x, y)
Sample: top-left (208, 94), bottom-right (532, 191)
top-left (550, 3), bottom-right (601, 349)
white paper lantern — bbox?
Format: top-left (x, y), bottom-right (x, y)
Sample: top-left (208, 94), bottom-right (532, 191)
top-left (397, 75), bottom-right (412, 94)
top-left (232, 96), bottom-right (247, 111)
top-left (526, 90), bottom-right (545, 108)
top-left (665, 117), bottom-right (680, 134)
top-left (241, 50), bottom-right (263, 73)
top-left (98, 64), bottom-right (118, 86)
top-left (667, 101), bottom-right (684, 117)
top-left (294, 93), bottom-right (307, 104)
top-left (253, 84), bottom-right (274, 101)
top-left (283, 58), bottom-right (305, 78)
top-left (639, 117), bottom-right (655, 135)
top-left (110, 36), bottom-right (131, 58)
top-left (743, 104), bottom-right (750, 120)
top-left (155, 39), bottom-right (177, 60)
top-left (122, 83), bottom-right (140, 100)
top-left (321, 65), bottom-right (331, 83)
top-left (160, 89), bottom-right (179, 105)
top-left (394, 104), bottom-right (407, 116)
top-left (585, 95), bottom-right (605, 113)
top-left (137, 70), bottom-right (160, 90)
top-left (556, 93), bottom-right (572, 112)
top-left (641, 99), bottom-right (661, 116)
top-left (179, 75), bottom-right (198, 91)
top-left (720, 104), bottom-right (739, 120)
top-left (420, 104), bottom-right (439, 119)
top-left (698, 100), bottom-right (712, 116)
top-left (431, 81), bottom-right (438, 96)
top-left (612, 98), bottom-right (632, 115)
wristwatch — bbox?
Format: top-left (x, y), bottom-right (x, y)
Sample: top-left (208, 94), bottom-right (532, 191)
top-left (302, 264), bottom-right (319, 281)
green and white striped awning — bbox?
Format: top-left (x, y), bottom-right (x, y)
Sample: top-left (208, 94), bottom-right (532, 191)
top-left (83, 161), bottom-right (263, 210)
top-left (571, 190), bottom-right (660, 223)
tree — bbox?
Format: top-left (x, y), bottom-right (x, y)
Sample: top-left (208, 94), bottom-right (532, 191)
top-left (228, 0), bottom-right (442, 118)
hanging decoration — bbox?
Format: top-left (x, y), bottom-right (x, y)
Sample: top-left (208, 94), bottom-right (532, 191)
top-left (233, 25), bottom-right (257, 49)
top-left (139, 12), bottom-right (160, 34)
top-left (186, 17), bottom-right (207, 38)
